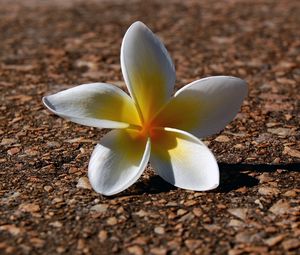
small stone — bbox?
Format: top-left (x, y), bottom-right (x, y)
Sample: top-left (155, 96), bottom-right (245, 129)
top-left (227, 208), bottom-right (248, 221)
top-left (166, 202), bottom-right (177, 206)
top-left (30, 238), bottom-right (45, 248)
top-left (134, 210), bottom-right (148, 217)
top-left (149, 247), bottom-right (167, 255)
top-left (7, 147), bottom-right (20, 155)
top-left (282, 238), bottom-right (300, 250)
top-left (258, 186), bottom-right (280, 196)
top-left (154, 226), bottom-right (165, 235)
top-left (228, 219), bottom-right (244, 227)
top-left (283, 146), bottom-right (300, 159)
top-left (77, 239), bottom-right (85, 250)
top-left (127, 245), bottom-right (144, 255)
top-left (76, 177), bottom-right (92, 190)
top-left (257, 173), bottom-right (274, 183)
top-left (234, 144), bottom-right (245, 149)
top-left (235, 232), bottom-right (252, 243)
top-left (132, 236), bottom-right (148, 245)
top-left (178, 212), bottom-right (194, 222)
top-left (24, 148), bottom-right (39, 156)
top-left (1, 138), bottom-right (17, 145)
top-left (203, 224), bottom-right (221, 232)
top-left (49, 221), bottom-right (63, 228)
top-left (19, 203), bottom-right (40, 213)
top-left (267, 127), bottom-right (293, 137)
top-left (192, 208), bottom-right (203, 217)
top-left (269, 200), bottom-right (291, 215)
top-left (215, 135), bottom-right (230, 142)
top-left (0, 224), bottom-right (22, 236)
top-left (43, 185), bottom-right (53, 192)
top-left (52, 197), bottom-right (64, 204)
top-left (90, 204), bottom-right (108, 213)
top-left (98, 230), bottom-right (108, 242)
top-left (184, 200), bottom-right (197, 206)
top-left (184, 239), bottom-right (202, 250)
top-left (177, 209), bottom-right (187, 216)
top-left (56, 247), bottom-right (66, 253)
top-left (68, 167), bottom-right (79, 174)
top-left (283, 190), bottom-right (297, 197)
top-left (107, 217), bottom-right (117, 225)
top-left (264, 234), bottom-right (285, 246)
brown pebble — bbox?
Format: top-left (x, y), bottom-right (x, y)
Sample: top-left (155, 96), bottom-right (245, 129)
top-left (184, 239), bottom-right (202, 250)
top-left (98, 230), bottom-right (108, 242)
top-left (149, 247), bottom-right (167, 255)
top-left (282, 238), bottom-right (300, 250)
top-left (258, 186), bottom-right (280, 196)
top-left (43, 185), bottom-right (53, 192)
top-left (127, 245), bottom-right (144, 255)
top-left (19, 203), bottom-right (40, 213)
top-left (154, 226), bottom-right (165, 235)
top-left (264, 234), bottom-right (285, 246)
top-left (7, 147), bottom-right (20, 155)
top-left (107, 217), bottom-right (117, 225)
top-left (76, 177), bottom-right (92, 190)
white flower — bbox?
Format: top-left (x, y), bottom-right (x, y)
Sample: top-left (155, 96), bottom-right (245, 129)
top-left (43, 21), bottom-right (247, 196)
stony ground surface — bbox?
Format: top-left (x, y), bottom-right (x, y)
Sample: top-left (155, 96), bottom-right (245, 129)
top-left (0, 0), bottom-right (299, 254)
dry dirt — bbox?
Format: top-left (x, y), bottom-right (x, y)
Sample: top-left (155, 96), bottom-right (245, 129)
top-left (0, 0), bottom-right (299, 254)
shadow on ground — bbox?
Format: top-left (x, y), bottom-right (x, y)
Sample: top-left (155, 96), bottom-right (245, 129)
top-left (113, 163), bottom-right (300, 197)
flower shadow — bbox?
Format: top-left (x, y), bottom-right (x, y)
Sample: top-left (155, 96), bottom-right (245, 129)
top-left (110, 162), bottom-right (300, 197)
top-left (215, 162), bottom-right (300, 193)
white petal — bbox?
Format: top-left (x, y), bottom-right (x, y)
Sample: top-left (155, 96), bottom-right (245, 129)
top-left (88, 129), bottom-right (150, 196)
top-left (153, 76), bottom-right (247, 138)
top-left (121, 21), bottom-right (175, 122)
top-left (150, 127), bottom-right (219, 191)
top-left (43, 83), bottom-right (141, 129)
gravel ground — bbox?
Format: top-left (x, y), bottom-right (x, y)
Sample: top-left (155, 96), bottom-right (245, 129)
top-left (0, 0), bottom-right (299, 254)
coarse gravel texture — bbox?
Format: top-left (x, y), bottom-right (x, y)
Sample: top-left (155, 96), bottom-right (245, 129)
top-left (0, 0), bottom-right (299, 254)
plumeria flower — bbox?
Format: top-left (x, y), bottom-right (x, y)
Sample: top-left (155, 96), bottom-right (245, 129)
top-left (43, 21), bottom-right (247, 196)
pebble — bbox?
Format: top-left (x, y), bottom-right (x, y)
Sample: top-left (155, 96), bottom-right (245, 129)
top-left (49, 221), bottom-right (63, 228)
top-left (228, 219), bottom-right (244, 227)
top-left (192, 208), bottom-right (203, 217)
top-left (43, 185), bottom-right (53, 192)
top-left (0, 224), bottom-right (22, 236)
top-left (257, 173), bottom-right (274, 183)
top-left (76, 177), bottom-right (92, 190)
top-left (227, 208), bottom-right (248, 221)
top-left (19, 203), bottom-right (40, 213)
top-left (154, 226), bottom-right (165, 235)
top-left (127, 245), bottom-right (144, 255)
top-left (56, 247), bottom-right (66, 253)
top-left (1, 138), bottom-right (17, 145)
top-left (283, 190), bottom-right (297, 197)
top-left (90, 204), bottom-right (108, 213)
top-left (263, 234), bottom-right (285, 246)
top-left (30, 238), bottom-right (45, 248)
top-left (267, 127), bottom-right (293, 137)
top-left (149, 247), bottom-right (167, 255)
top-left (98, 230), bottom-right (108, 242)
top-left (177, 209), bottom-right (187, 216)
top-left (134, 210), bottom-right (148, 217)
top-left (215, 135), bottom-right (230, 142)
top-left (258, 186), bottom-right (280, 196)
top-left (282, 238), bottom-right (300, 250)
top-left (283, 146), bottom-right (300, 158)
top-left (184, 239), bottom-right (202, 250)
top-left (7, 147), bottom-right (20, 155)
top-left (269, 200), bottom-right (291, 215)
top-left (184, 200), bottom-right (197, 206)
top-left (106, 217), bottom-right (117, 225)
top-left (233, 144), bottom-right (244, 149)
